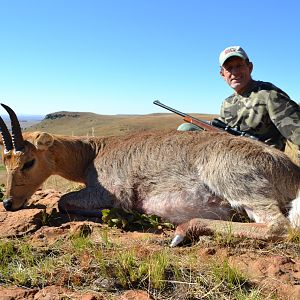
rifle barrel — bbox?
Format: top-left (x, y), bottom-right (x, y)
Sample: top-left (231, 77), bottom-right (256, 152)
top-left (153, 100), bottom-right (187, 118)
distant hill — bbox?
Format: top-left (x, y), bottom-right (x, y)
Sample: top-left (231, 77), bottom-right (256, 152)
top-left (25, 111), bottom-right (218, 137)
top-left (1, 115), bottom-right (44, 131)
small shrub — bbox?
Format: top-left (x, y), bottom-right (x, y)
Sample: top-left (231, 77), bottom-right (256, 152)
top-left (0, 183), bottom-right (5, 201)
top-left (101, 208), bottom-right (174, 231)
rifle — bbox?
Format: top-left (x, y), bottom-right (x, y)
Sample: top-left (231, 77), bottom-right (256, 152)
top-left (153, 100), bottom-right (260, 141)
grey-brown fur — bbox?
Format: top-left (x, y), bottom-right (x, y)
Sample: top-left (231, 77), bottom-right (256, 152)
top-left (2, 128), bottom-right (300, 246)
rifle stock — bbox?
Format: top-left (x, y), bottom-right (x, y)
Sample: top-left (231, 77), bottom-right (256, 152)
top-left (182, 115), bottom-right (221, 132)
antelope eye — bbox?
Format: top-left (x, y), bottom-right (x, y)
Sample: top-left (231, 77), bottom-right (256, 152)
top-left (22, 159), bottom-right (35, 171)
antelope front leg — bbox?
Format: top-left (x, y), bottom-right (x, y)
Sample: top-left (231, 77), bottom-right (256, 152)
top-left (58, 187), bottom-right (114, 217)
top-left (170, 218), bottom-right (287, 247)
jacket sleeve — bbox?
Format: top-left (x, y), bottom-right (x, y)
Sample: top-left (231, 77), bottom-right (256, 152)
top-left (218, 101), bottom-right (226, 122)
top-left (267, 90), bottom-right (300, 146)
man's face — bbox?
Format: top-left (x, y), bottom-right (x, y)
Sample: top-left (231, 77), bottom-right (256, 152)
top-left (220, 56), bottom-right (253, 94)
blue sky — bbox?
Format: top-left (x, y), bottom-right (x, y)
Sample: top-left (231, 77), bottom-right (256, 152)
top-left (0, 0), bottom-right (300, 116)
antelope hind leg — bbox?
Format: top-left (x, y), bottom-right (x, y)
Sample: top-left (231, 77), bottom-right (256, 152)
top-left (170, 218), bottom-right (288, 247)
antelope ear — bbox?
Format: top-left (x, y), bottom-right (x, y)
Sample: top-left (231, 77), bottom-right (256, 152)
top-left (32, 132), bottom-right (54, 150)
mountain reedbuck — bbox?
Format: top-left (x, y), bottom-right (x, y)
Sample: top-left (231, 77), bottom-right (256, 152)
top-left (1, 104), bottom-right (300, 246)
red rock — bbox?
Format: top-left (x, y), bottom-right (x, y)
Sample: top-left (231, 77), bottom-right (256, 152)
top-left (121, 290), bottom-right (153, 300)
top-left (0, 286), bottom-right (37, 300)
top-left (0, 208), bottom-right (44, 238)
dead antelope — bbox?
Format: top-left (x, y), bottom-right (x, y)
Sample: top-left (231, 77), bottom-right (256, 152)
top-left (1, 104), bottom-right (300, 246)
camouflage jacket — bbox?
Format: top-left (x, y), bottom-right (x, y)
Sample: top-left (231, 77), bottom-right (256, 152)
top-left (219, 80), bottom-right (300, 150)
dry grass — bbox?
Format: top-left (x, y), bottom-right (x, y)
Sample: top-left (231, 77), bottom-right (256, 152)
top-left (26, 111), bottom-right (218, 136)
top-left (284, 140), bottom-right (300, 166)
top-left (1, 220), bottom-right (299, 299)
top-left (0, 226), bottom-right (279, 300)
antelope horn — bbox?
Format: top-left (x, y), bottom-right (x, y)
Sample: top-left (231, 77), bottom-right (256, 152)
top-left (1, 104), bottom-right (25, 151)
top-left (0, 115), bottom-right (13, 152)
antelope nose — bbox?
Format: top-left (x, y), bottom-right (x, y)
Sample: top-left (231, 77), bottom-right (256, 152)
top-left (3, 197), bottom-right (13, 211)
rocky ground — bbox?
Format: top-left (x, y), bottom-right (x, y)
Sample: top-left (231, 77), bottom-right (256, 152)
top-left (0, 189), bottom-right (300, 300)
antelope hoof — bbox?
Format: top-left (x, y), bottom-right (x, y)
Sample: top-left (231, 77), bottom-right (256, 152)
top-left (3, 198), bottom-right (13, 211)
top-left (170, 234), bottom-right (185, 247)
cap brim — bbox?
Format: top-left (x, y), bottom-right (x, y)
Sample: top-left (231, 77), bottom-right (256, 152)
top-left (220, 53), bottom-right (246, 66)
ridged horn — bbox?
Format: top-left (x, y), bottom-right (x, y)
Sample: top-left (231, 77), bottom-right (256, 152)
top-left (1, 104), bottom-right (25, 151)
top-left (0, 115), bottom-right (13, 152)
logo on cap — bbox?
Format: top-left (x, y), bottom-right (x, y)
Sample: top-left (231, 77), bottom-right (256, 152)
top-left (224, 48), bottom-right (239, 55)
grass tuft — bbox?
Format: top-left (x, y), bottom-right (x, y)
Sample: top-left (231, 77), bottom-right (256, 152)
top-left (211, 259), bottom-right (250, 291)
top-left (287, 227), bottom-right (300, 244)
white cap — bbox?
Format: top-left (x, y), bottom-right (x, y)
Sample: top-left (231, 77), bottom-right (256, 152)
top-left (219, 46), bottom-right (249, 66)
